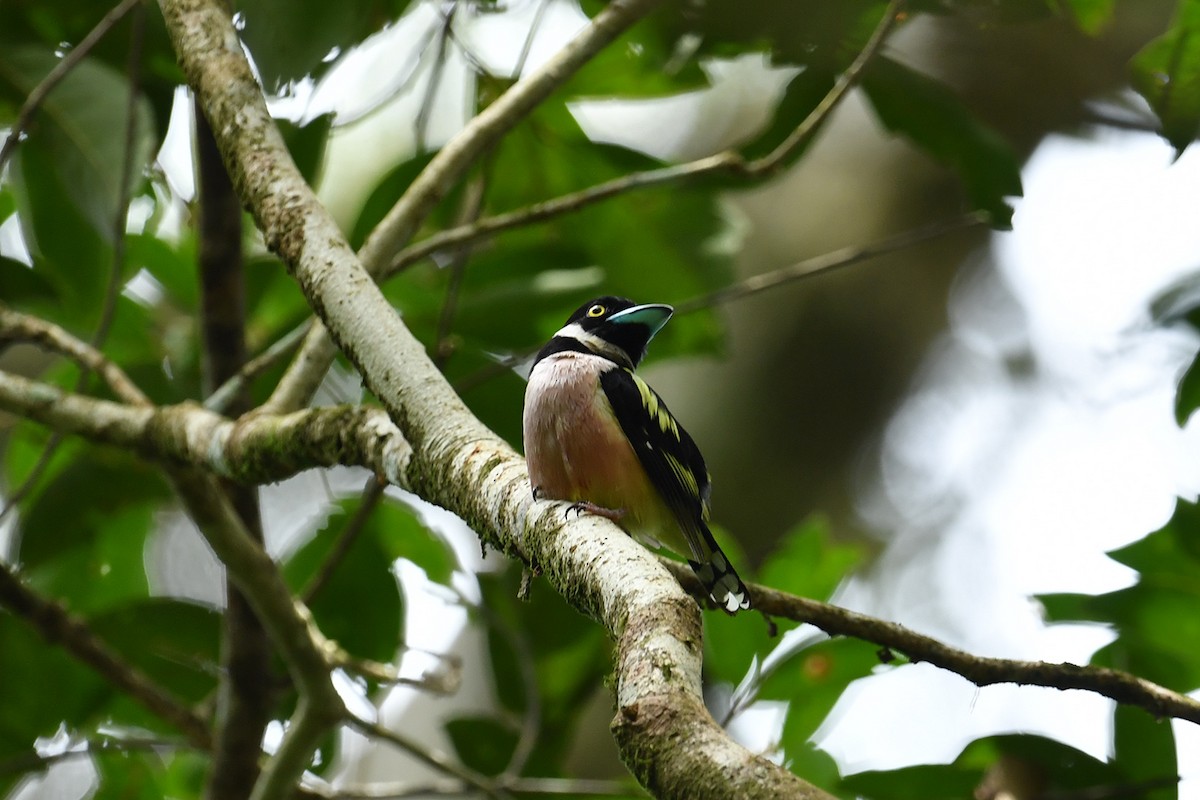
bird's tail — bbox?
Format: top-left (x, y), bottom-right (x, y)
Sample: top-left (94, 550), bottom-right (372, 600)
top-left (688, 522), bottom-right (752, 614)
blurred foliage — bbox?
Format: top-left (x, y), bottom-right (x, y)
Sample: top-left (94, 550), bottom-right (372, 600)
top-left (1132, 0), bottom-right (1200, 155)
top-left (1, 0), bottom-right (1198, 798)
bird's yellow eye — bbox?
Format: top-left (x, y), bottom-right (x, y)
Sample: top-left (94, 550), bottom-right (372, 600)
top-left (587, 304), bottom-right (606, 318)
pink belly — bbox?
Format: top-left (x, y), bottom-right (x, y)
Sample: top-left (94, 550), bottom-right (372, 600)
top-left (523, 354), bottom-right (668, 540)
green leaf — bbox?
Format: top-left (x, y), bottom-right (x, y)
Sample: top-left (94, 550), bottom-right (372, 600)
top-left (1112, 705), bottom-right (1178, 799)
top-left (372, 501), bottom-right (458, 586)
top-left (16, 449), bottom-right (168, 615)
top-left (279, 113), bottom-right (334, 187)
top-left (88, 599), bottom-right (222, 703)
top-left (1051, 0), bottom-right (1117, 33)
top-left (704, 518), bottom-right (861, 685)
top-left (283, 496), bottom-right (405, 662)
top-left (16, 449), bottom-right (167, 567)
top-left (839, 763), bottom-right (983, 799)
top-left (477, 569), bottom-right (609, 773)
top-left (444, 715), bottom-right (518, 777)
top-left (0, 256), bottom-right (59, 306)
top-left (1175, 350), bottom-right (1200, 424)
top-left (234, 0), bottom-right (414, 89)
top-left (8, 134), bottom-right (111, 315)
top-left (1132, 0), bottom-right (1200, 155)
top-left (1042, 496), bottom-right (1200, 691)
top-left (759, 515), bottom-right (862, 603)
top-left (0, 614), bottom-right (110, 774)
top-left (774, 640), bottom-right (881, 791)
top-left (772, 637), bottom-right (882, 725)
top-left (862, 57), bottom-right (1023, 226)
top-left (93, 748), bottom-right (166, 800)
top-left (740, 67), bottom-right (837, 165)
top-left (0, 186), bottom-right (15, 221)
top-left (0, 47), bottom-right (156, 241)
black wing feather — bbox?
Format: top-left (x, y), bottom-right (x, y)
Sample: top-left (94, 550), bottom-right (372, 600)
top-left (599, 366), bottom-right (751, 613)
top-left (599, 367), bottom-right (710, 540)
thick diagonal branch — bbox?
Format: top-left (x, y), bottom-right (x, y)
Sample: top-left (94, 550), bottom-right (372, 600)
top-left (156, 0), bottom-right (828, 796)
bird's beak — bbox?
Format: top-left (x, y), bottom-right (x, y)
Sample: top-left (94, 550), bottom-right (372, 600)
top-left (608, 303), bottom-right (674, 340)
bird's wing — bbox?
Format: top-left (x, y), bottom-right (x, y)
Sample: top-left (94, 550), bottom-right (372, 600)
top-left (599, 367), bottom-right (712, 548)
top-left (600, 367), bottom-right (751, 613)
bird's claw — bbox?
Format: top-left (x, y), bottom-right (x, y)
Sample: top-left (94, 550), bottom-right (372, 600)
top-left (565, 501), bottom-right (627, 522)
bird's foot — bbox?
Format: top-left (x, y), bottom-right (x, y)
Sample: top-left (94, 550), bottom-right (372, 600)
top-left (565, 501), bottom-right (627, 522)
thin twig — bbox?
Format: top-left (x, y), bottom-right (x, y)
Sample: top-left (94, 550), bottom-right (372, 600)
top-left (0, 736), bottom-right (193, 776)
top-left (384, 0), bottom-right (909, 278)
top-left (512, 0), bottom-right (553, 79)
top-left (263, 0), bottom-right (670, 414)
top-left (0, 0), bottom-right (143, 173)
top-left (332, 651), bottom-right (461, 695)
top-left (346, 715), bottom-right (501, 799)
top-left (433, 169), bottom-right (490, 369)
top-left (301, 476), bottom-right (386, 604)
top-left (660, 559), bottom-right (1200, 727)
top-left (448, 588), bottom-right (541, 782)
top-left (415, 3), bottom-right (457, 152)
top-left (0, 306), bottom-right (150, 405)
top-left (204, 319), bottom-right (313, 412)
top-left (450, 209), bottom-right (986, 392)
top-left (674, 210), bottom-right (988, 313)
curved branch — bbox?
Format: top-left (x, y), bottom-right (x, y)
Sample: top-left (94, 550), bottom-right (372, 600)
top-left (662, 561), bottom-right (1200, 727)
top-left (0, 305), bottom-right (150, 405)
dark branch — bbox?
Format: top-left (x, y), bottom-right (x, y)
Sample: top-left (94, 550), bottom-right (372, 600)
top-left (662, 560), bottom-right (1200, 726)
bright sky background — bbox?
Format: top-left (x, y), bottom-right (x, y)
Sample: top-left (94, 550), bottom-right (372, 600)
top-left (814, 127), bottom-right (1200, 790)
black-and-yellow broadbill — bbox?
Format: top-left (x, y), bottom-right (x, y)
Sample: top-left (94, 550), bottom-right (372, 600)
top-left (522, 296), bottom-right (751, 614)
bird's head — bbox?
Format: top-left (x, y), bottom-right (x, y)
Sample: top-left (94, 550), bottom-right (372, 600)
top-left (541, 296), bottom-right (674, 369)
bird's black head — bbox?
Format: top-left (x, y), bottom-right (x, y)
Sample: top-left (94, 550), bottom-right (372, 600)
top-left (536, 295), bottom-right (674, 369)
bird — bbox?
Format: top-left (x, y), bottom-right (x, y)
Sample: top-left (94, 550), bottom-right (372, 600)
top-left (522, 296), bottom-right (751, 614)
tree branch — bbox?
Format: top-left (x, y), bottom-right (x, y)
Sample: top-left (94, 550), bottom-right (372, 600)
top-left (383, 0), bottom-right (908, 279)
top-left (169, 470), bottom-right (347, 800)
top-left (0, 562), bottom-right (212, 748)
top-left (0, 305), bottom-right (150, 405)
top-left (0, 370), bottom-right (409, 484)
top-left (662, 560), bottom-right (1200, 727)
top-left (261, 0), bottom-right (669, 414)
top-left (675, 210), bottom-right (988, 313)
top-left (196, 95), bottom-right (275, 800)
top-left (204, 319), bottom-right (312, 412)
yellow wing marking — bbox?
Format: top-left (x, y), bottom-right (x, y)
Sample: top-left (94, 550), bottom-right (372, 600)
top-left (664, 452), bottom-right (699, 498)
top-left (630, 372), bottom-right (680, 440)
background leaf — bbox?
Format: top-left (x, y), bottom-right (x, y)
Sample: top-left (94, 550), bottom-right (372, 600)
top-left (1132, 0), bottom-right (1200, 155)
top-left (862, 57), bottom-right (1023, 226)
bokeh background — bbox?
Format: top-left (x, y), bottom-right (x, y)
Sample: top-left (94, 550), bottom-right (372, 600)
top-left (5, 0), bottom-right (1200, 797)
